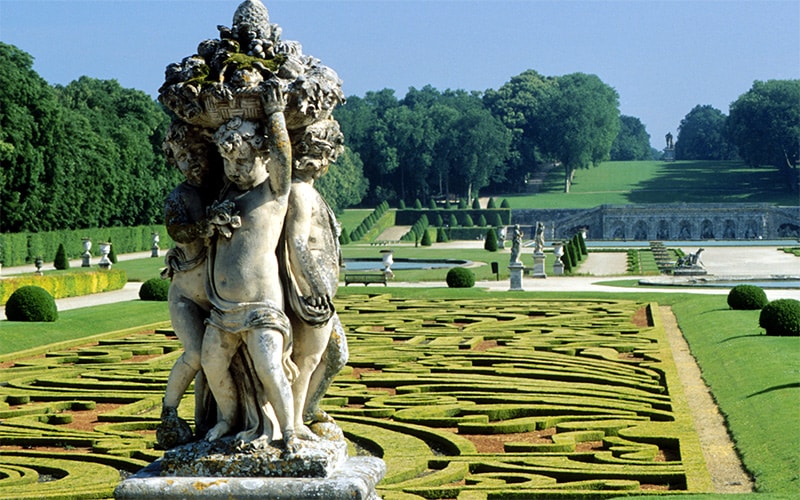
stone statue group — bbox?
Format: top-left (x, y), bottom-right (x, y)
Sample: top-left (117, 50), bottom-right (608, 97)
top-left (155, 0), bottom-right (348, 459)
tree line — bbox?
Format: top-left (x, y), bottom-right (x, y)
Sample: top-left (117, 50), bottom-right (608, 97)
top-left (2, 41), bottom-right (796, 236)
top-left (335, 70), bottom-right (630, 205)
top-left (674, 80), bottom-right (800, 192)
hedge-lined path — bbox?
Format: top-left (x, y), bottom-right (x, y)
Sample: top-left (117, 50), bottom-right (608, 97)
top-left (1, 295), bottom-right (745, 498)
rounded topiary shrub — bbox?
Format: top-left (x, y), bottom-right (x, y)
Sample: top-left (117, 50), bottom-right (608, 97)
top-left (139, 277), bottom-right (170, 301)
top-left (446, 267), bottom-right (475, 288)
top-left (759, 298), bottom-right (800, 336)
top-left (727, 284), bottom-right (768, 310)
top-left (5, 286), bottom-right (58, 322)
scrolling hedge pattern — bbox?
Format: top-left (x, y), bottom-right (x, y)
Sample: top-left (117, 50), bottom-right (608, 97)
top-left (0, 295), bottom-right (710, 499)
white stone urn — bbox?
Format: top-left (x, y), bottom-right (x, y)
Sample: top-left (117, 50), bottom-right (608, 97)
top-left (553, 243), bottom-right (564, 261)
top-left (98, 242), bottom-right (112, 270)
top-left (380, 249), bottom-right (394, 278)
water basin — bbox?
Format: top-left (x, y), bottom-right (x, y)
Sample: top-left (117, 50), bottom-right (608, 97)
top-left (343, 258), bottom-right (469, 271)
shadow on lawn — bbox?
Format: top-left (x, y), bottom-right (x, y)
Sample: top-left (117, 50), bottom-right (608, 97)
top-left (625, 161), bottom-right (794, 205)
top-left (747, 382), bottom-right (800, 398)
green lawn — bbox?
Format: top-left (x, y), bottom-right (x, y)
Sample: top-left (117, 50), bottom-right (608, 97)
top-left (0, 301), bottom-right (170, 357)
top-left (336, 208), bottom-right (373, 233)
top-left (504, 161), bottom-right (799, 208)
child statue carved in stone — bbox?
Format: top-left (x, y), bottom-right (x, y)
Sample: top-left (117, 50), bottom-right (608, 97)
top-left (200, 84), bottom-right (308, 454)
top-left (157, 121), bottom-right (218, 449)
top-left (283, 119), bottom-right (348, 435)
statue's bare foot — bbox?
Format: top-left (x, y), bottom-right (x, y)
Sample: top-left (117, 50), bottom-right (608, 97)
top-left (295, 423), bottom-right (320, 442)
top-left (156, 406), bottom-right (193, 449)
top-left (304, 408), bottom-right (334, 424)
top-left (204, 420), bottom-right (232, 441)
top-left (282, 429), bottom-right (301, 458)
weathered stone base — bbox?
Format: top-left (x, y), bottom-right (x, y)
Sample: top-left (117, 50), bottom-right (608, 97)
top-left (159, 434), bottom-right (348, 478)
top-left (509, 263), bottom-right (525, 291)
top-left (531, 252), bottom-right (547, 278)
top-left (673, 267), bottom-right (708, 276)
top-left (114, 456), bottom-right (385, 499)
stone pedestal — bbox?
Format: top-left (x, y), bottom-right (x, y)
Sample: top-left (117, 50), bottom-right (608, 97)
top-left (673, 267), bottom-right (708, 276)
top-left (663, 148), bottom-right (675, 161)
top-left (531, 252), bottom-right (546, 278)
top-left (114, 456), bottom-right (385, 500)
top-left (552, 260), bottom-right (564, 275)
top-left (508, 262), bottom-right (525, 291)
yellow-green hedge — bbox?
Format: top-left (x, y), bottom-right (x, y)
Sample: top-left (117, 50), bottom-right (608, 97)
top-left (0, 269), bottom-right (127, 305)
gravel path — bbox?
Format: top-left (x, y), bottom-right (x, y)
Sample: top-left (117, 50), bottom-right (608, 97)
top-left (660, 306), bottom-right (753, 493)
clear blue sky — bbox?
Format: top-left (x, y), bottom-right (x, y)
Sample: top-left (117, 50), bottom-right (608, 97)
top-left (2, 0), bottom-right (798, 149)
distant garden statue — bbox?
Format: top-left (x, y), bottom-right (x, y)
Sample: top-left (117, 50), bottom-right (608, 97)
top-left (115, 1), bottom-right (385, 498)
top-left (665, 132), bottom-right (674, 149)
top-left (533, 221), bottom-right (545, 254)
top-left (509, 224), bottom-right (523, 265)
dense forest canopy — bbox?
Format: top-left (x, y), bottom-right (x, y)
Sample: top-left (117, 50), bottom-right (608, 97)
top-left (1, 42), bottom-right (797, 234)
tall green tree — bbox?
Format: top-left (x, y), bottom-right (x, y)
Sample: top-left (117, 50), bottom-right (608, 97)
top-left (316, 146), bottom-right (369, 212)
top-left (610, 115), bottom-right (651, 161)
top-left (539, 73), bottom-right (620, 192)
top-left (56, 77), bottom-right (175, 227)
top-left (483, 70), bottom-right (557, 190)
top-left (727, 79), bottom-right (800, 190)
top-left (675, 105), bottom-right (735, 160)
top-left (0, 43), bottom-right (62, 232)
top-left (334, 90), bottom-right (400, 204)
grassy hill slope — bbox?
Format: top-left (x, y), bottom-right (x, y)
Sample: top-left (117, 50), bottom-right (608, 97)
top-left (502, 161), bottom-right (799, 209)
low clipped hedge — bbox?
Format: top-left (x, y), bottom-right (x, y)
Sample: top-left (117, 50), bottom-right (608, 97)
top-left (139, 278), bottom-right (170, 301)
top-left (0, 269), bottom-right (127, 305)
top-left (446, 267), bottom-right (475, 288)
top-left (759, 298), bottom-right (800, 336)
top-left (727, 284), bottom-right (768, 310)
top-left (5, 286), bottom-right (58, 322)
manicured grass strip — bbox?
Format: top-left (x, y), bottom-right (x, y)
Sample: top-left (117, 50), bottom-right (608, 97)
top-left (672, 296), bottom-right (800, 495)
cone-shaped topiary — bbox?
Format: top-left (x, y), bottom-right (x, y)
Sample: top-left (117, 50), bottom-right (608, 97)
top-left (457, 199), bottom-right (467, 209)
top-left (487, 197), bottom-right (497, 209)
top-left (461, 213), bottom-right (474, 227)
top-left (472, 198), bottom-right (481, 209)
top-left (398, 199), bottom-right (406, 209)
top-left (500, 198), bottom-right (511, 208)
top-left (446, 267), bottom-right (475, 288)
top-left (414, 198), bottom-right (423, 209)
top-left (108, 239), bottom-right (118, 264)
top-left (492, 213), bottom-right (503, 227)
top-left (436, 227), bottom-right (449, 243)
top-left (429, 198), bottom-right (438, 210)
top-left (54, 243), bottom-right (70, 270)
top-left (484, 228), bottom-right (499, 252)
top-left (449, 213), bottom-right (459, 227)
top-left (420, 229), bottom-right (433, 246)
top-left (139, 277), bottom-right (170, 301)
top-left (759, 298), bottom-right (800, 336)
top-left (477, 214), bottom-right (487, 227)
top-left (339, 227), bottom-right (351, 245)
top-left (727, 284), bottom-right (768, 310)
top-left (5, 285), bottom-right (58, 322)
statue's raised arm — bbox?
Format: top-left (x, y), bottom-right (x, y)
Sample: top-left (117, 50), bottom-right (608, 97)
top-left (261, 81), bottom-right (292, 199)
